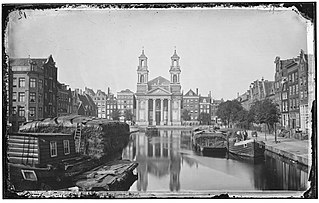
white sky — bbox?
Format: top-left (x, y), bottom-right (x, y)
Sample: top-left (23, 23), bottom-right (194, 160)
top-left (6, 6), bottom-right (309, 100)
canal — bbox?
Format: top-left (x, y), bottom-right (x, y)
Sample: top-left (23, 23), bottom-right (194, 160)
top-left (122, 130), bottom-right (309, 192)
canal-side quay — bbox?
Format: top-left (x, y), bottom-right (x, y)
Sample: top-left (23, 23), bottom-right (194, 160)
top-left (248, 130), bottom-right (310, 167)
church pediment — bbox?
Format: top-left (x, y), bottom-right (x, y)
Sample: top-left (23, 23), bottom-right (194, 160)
top-left (147, 87), bottom-right (172, 96)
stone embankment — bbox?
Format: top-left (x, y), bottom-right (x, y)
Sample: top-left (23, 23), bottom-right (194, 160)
top-left (247, 130), bottom-right (310, 167)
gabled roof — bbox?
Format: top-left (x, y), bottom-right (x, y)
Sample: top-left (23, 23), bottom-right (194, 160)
top-left (118, 89), bottom-right (134, 94)
top-left (96, 90), bottom-right (107, 97)
top-left (199, 96), bottom-right (211, 103)
top-left (9, 58), bottom-right (47, 67)
top-left (148, 76), bottom-right (170, 86)
top-left (146, 87), bottom-right (172, 96)
top-left (85, 87), bottom-right (95, 96)
top-left (184, 89), bottom-right (198, 96)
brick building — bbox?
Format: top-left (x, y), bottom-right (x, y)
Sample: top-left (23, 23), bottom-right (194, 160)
top-left (57, 82), bottom-right (72, 116)
top-left (117, 89), bottom-right (135, 120)
top-left (106, 87), bottom-right (118, 120)
top-left (9, 55), bottom-right (57, 131)
top-left (182, 89), bottom-right (199, 121)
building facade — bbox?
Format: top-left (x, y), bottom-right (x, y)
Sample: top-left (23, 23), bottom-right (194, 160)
top-left (211, 99), bottom-right (224, 123)
top-left (135, 50), bottom-right (182, 126)
top-left (57, 82), bottom-right (72, 116)
top-left (299, 50), bottom-right (309, 133)
top-left (106, 87), bottom-right (118, 120)
top-left (182, 89), bottom-right (199, 121)
top-left (287, 59), bottom-right (300, 130)
top-left (71, 88), bottom-right (97, 116)
top-left (85, 88), bottom-right (107, 119)
top-left (9, 55), bottom-right (57, 131)
top-left (117, 89), bottom-right (135, 120)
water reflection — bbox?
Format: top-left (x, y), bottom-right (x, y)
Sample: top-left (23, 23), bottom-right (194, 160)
top-left (123, 130), bottom-right (309, 192)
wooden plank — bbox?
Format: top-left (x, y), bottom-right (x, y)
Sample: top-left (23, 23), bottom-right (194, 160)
top-left (8, 138), bottom-right (38, 144)
top-left (8, 143), bottom-right (38, 148)
top-left (7, 151), bottom-right (39, 158)
top-left (8, 147), bottom-right (38, 153)
top-left (8, 135), bottom-right (37, 140)
top-left (8, 157), bottom-right (39, 164)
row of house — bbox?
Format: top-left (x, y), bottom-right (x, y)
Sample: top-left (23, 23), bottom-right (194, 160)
top-left (236, 49), bottom-right (315, 136)
top-left (182, 88), bottom-right (224, 124)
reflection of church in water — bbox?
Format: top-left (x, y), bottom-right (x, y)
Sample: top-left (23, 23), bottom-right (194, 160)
top-left (122, 130), bottom-right (185, 191)
top-left (135, 50), bottom-right (182, 126)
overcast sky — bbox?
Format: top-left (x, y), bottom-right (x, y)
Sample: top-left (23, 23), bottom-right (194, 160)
top-left (7, 6), bottom-right (309, 100)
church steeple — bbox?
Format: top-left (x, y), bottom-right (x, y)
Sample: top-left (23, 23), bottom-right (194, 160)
top-left (169, 48), bottom-right (181, 84)
top-left (137, 49), bottom-right (149, 94)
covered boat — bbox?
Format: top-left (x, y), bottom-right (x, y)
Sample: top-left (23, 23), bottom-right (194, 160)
top-left (7, 132), bottom-right (96, 190)
top-left (192, 130), bottom-right (227, 153)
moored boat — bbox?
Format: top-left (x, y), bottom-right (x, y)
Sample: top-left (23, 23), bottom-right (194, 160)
top-left (192, 131), bottom-right (227, 153)
top-left (7, 132), bottom-right (98, 190)
top-left (227, 139), bottom-right (265, 159)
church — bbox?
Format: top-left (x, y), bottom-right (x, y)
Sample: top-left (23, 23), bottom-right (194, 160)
top-left (135, 49), bottom-right (182, 126)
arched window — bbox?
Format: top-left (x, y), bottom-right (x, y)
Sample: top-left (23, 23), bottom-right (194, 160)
top-left (140, 75), bottom-right (144, 83)
top-left (141, 60), bottom-right (145, 66)
top-left (173, 75), bottom-right (177, 83)
top-left (173, 60), bottom-right (177, 66)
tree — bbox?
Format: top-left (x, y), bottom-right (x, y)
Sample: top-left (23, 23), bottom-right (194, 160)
top-left (124, 109), bottom-right (133, 121)
top-left (181, 109), bottom-right (191, 121)
top-left (111, 109), bottom-right (120, 121)
top-left (198, 112), bottom-right (211, 125)
top-left (250, 99), bottom-right (281, 133)
top-left (216, 100), bottom-right (243, 128)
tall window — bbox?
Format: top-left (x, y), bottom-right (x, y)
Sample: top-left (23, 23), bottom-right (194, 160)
top-left (30, 78), bottom-right (36, 88)
top-left (30, 92), bottom-right (36, 102)
top-left (173, 75), bottom-right (177, 83)
top-left (12, 107), bottom-right (17, 115)
top-left (38, 93), bottom-right (42, 103)
top-left (18, 92), bottom-right (25, 102)
top-left (29, 107), bottom-right (35, 117)
top-left (13, 78), bottom-right (17, 87)
top-left (19, 78), bottom-right (25, 87)
top-left (12, 92), bottom-right (17, 102)
top-left (50, 141), bottom-right (57, 157)
top-left (38, 79), bottom-right (43, 89)
top-left (18, 107), bottom-right (25, 117)
top-left (63, 140), bottom-right (70, 155)
top-left (140, 75), bottom-right (144, 83)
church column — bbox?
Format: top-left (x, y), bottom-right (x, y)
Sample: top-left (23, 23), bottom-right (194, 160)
top-left (160, 98), bottom-right (164, 125)
top-left (145, 99), bottom-right (149, 124)
top-left (136, 99), bottom-right (139, 121)
top-left (168, 98), bottom-right (171, 125)
top-left (153, 99), bottom-right (156, 125)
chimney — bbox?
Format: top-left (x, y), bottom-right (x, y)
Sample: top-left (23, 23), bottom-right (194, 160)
top-left (196, 88), bottom-right (198, 95)
top-left (209, 91), bottom-right (211, 98)
top-left (108, 87), bottom-right (110, 95)
top-left (80, 89), bottom-right (82, 95)
top-left (237, 92), bottom-right (239, 98)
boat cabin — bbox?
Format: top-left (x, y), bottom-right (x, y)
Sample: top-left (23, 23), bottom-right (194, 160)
top-left (7, 132), bottom-right (77, 168)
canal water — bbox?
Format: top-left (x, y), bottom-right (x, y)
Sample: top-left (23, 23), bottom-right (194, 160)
top-left (122, 130), bottom-right (309, 192)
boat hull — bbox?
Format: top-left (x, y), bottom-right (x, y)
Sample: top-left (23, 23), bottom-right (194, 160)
top-left (227, 140), bottom-right (265, 159)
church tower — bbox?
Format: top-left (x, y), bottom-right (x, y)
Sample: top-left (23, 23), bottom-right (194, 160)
top-left (169, 49), bottom-right (182, 125)
top-left (137, 49), bottom-right (149, 94)
top-left (169, 49), bottom-right (181, 94)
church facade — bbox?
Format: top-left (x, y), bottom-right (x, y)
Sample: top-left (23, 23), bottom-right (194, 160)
top-left (135, 50), bottom-right (182, 126)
